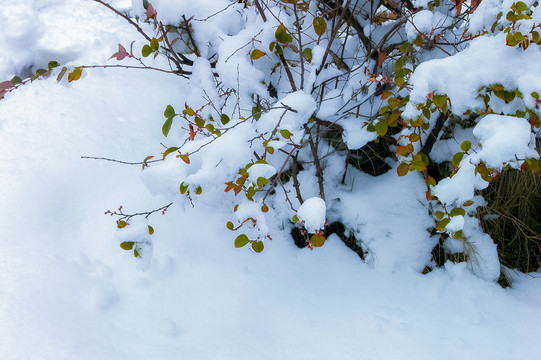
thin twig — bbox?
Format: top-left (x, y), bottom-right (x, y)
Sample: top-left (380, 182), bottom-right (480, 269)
top-left (292, 153), bottom-right (304, 204)
top-left (92, 0), bottom-right (152, 42)
top-left (254, 0), bottom-right (267, 22)
top-left (81, 156), bottom-right (162, 165)
top-left (80, 64), bottom-right (190, 77)
top-left (304, 124), bottom-right (326, 201)
top-left (106, 203), bottom-right (174, 221)
top-left (182, 16), bottom-right (200, 57)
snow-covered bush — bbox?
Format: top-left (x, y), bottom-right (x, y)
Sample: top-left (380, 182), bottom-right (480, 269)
top-left (2, 0), bottom-right (540, 280)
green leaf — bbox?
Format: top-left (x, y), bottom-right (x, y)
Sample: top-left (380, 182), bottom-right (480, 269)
top-left (220, 114), bottom-right (230, 125)
top-left (252, 105), bottom-right (262, 120)
top-left (150, 38), bottom-right (159, 51)
top-left (35, 68), bottom-right (48, 77)
top-left (399, 42), bottom-right (412, 53)
top-left (506, 11), bottom-right (517, 22)
top-left (394, 56), bottom-right (408, 72)
top-left (532, 31), bottom-right (540, 44)
top-left (292, 215), bottom-right (299, 223)
top-left (374, 120), bottom-right (388, 136)
top-left (162, 118), bottom-right (173, 137)
top-left (10, 75), bottom-right (22, 84)
top-left (164, 105), bottom-right (175, 119)
top-left (179, 182), bottom-right (189, 194)
top-left (195, 185), bottom-right (202, 195)
top-left (460, 140), bottom-right (472, 152)
top-left (436, 218), bottom-right (450, 231)
top-left (452, 230), bottom-right (463, 239)
top-left (235, 234), bottom-right (250, 248)
top-left (117, 220), bottom-right (127, 229)
top-left (280, 129), bottom-right (292, 139)
top-left (251, 240), bottom-right (264, 253)
top-left (410, 153), bottom-right (428, 172)
top-left (68, 67), bottom-right (82, 82)
top-left (195, 116), bottom-right (205, 128)
top-left (142, 0), bottom-right (149, 10)
top-left (513, 1), bottom-right (529, 13)
top-left (246, 186), bottom-right (256, 201)
top-left (414, 34), bottom-right (424, 46)
top-left (452, 152), bottom-right (464, 168)
top-left (313, 17), bottom-right (327, 37)
top-left (48, 61), bottom-right (59, 69)
top-left (433, 94), bottom-right (447, 110)
top-left (120, 241), bottom-right (134, 250)
top-left (226, 221), bottom-right (234, 230)
top-left (380, 91), bottom-right (393, 101)
top-left (256, 177), bottom-right (269, 187)
top-left (163, 146), bottom-right (179, 159)
top-left (450, 207), bottom-right (466, 217)
top-left (302, 48), bottom-right (312, 61)
top-left (142, 45), bottom-right (152, 57)
top-left (250, 49), bottom-right (266, 60)
top-left (409, 132), bottom-right (420, 142)
top-left (275, 24), bottom-right (292, 44)
top-left (134, 248), bottom-right (141, 258)
top-left (183, 107), bottom-right (194, 116)
top-left (435, 211), bottom-right (445, 220)
top-left (527, 158), bottom-right (540, 173)
top-left (148, 225), bottom-right (154, 235)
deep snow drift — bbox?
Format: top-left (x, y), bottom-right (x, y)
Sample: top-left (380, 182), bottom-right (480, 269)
top-left (1, 1), bottom-right (541, 359)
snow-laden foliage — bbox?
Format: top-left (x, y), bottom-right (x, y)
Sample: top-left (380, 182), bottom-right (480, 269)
top-left (2, 0), bottom-right (540, 280)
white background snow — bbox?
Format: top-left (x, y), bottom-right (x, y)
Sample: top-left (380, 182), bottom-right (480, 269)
top-left (1, 0), bottom-right (541, 359)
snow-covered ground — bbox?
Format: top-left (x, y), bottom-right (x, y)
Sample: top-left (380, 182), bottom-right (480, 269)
top-left (1, 1), bottom-right (541, 359)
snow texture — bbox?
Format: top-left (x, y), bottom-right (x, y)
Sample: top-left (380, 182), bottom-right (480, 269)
top-left (1, 1), bottom-right (541, 359)
top-left (297, 197), bottom-right (326, 232)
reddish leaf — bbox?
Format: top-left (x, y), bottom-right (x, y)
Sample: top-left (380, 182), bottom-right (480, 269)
top-left (224, 182), bottom-right (236, 193)
top-left (110, 44), bottom-right (129, 61)
top-left (0, 80), bottom-right (14, 92)
top-left (397, 162), bottom-right (410, 176)
top-left (189, 124), bottom-right (196, 140)
top-left (179, 154), bottom-right (190, 164)
top-left (146, 3), bottom-right (157, 19)
top-left (378, 51), bottom-right (387, 67)
top-left (453, 0), bottom-right (464, 15)
top-left (396, 145), bottom-right (410, 157)
top-left (471, 0), bottom-right (482, 13)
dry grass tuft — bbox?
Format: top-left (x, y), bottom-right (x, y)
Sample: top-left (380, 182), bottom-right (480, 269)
top-left (477, 169), bottom-right (541, 274)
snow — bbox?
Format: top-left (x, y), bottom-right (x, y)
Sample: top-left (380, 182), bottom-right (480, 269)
top-left (472, 114), bottom-right (539, 168)
top-left (297, 196), bottom-right (326, 232)
top-left (404, 33), bottom-right (541, 117)
top-left (1, 1), bottom-right (541, 359)
top-left (432, 115), bottom-right (539, 206)
top-left (247, 163), bottom-right (277, 184)
top-left (339, 116), bottom-right (378, 149)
